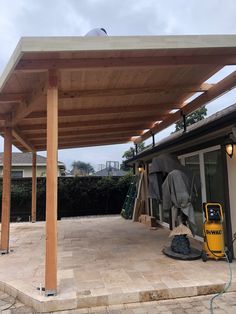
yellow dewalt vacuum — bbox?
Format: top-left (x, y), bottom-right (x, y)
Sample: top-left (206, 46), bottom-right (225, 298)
top-left (202, 202), bottom-right (232, 263)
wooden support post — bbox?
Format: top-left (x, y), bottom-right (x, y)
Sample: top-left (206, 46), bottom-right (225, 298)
top-left (45, 70), bottom-right (58, 296)
top-left (142, 164), bottom-right (150, 215)
top-left (31, 151), bottom-right (37, 223)
top-left (0, 127), bottom-right (12, 253)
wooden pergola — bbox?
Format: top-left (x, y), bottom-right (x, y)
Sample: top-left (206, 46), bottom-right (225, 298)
top-left (1, 35), bottom-right (236, 296)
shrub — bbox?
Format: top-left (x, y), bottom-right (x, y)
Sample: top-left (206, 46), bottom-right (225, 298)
top-left (0, 176), bottom-right (132, 222)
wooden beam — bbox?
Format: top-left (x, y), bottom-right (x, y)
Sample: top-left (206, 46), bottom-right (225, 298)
top-left (0, 114), bottom-right (9, 121)
top-left (0, 128), bottom-right (12, 253)
top-left (25, 126), bottom-right (144, 139)
top-left (0, 83), bottom-right (214, 104)
top-left (36, 135), bottom-right (130, 145)
top-left (14, 55), bottom-right (236, 72)
top-left (12, 78), bottom-right (46, 125)
top-left (19, 117), bottom-right (160, 131)
top-left (0, 93), bottom-right (26, 103)
top-left (134, 70), bottom-right (236, 143)
top-left (45, 70), bottom-right (58, 296)
top-left (58, 135), bottom-right (130, 143)
top-left (33, 132), bottom-right (131, 142)
top-left (31, 151), bottom-right (37, 223)
top-left (27, 104), bottom-right (176, 119)
top-left (12, 128), bottom-right (35, 152)
top-left (59, 83), bottom-right (214, 99)
top-left (35, 138), bottom-right (130, 151)
top-left (20, 124), bottom-right (150, 135)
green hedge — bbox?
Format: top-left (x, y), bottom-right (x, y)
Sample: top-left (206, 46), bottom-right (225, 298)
top-left (0, 174), bottom-right (133, 222)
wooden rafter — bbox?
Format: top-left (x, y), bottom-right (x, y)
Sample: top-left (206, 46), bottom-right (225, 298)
top-left (20, 124), bottom-right (150, 135)
top-left (35, 138), bottom-right (129, 151)
top-left (12, 79), bottom-right (46, 125)
top-left (0, 93), bottom-right (26, 103)
top-left (14, 55), bottom-right (236, 72)
top-left (59, 83), bottom-right (213, 99)
top-left (28, 134), bottom-right (136, 144)
top-left (32, 133), bottom-right (131, 145)
top-left (17, 117), bottom-right (157, 131)
top-left (0, 83), bottom-right (214, 103)
top-left (134, 70), bottom-right (236, 143)
top-left (12, 128), bottom-right (35, 152)
top-left (23, 126), bottom-right (144, 138)
top-left (27, 104), bottom-right (177, 119)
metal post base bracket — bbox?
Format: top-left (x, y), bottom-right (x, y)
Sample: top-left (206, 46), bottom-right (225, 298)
top-left (0, 249), bottom-right (9, 255)
top-left (45, 289), bottom-right (57, 297)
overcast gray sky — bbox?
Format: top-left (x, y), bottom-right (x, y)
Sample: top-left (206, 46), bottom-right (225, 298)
top-left (0, 0), bottom-right (236, 170)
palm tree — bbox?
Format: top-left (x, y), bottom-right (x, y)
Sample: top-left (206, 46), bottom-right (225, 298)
top-left (71, 161), bottom-right (95, 176)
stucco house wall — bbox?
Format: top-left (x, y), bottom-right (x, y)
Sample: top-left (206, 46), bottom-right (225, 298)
top-left (227, 145), bottom-right (236, 254)
top-left (0, 165), bottom-right (62, 177)
top-left (126, 104), bottom-right (236, 256)
top-left (0, 166), bottom-right (62, 177)
top-left (0, 153), bottom-right (65, 178)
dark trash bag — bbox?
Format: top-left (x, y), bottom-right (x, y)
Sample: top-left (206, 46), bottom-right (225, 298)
top-left (171, 235), bottom-right (191, 255)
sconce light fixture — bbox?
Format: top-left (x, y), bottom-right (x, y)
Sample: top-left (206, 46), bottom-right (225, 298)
top-left (225, 143), bottom-right (234, 158)
top-left (225, 134), bottom-right (235, 158)
top-left (138, 161), bottom-right (145, 172)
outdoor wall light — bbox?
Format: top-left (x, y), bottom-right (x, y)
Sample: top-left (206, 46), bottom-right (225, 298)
top-left (138, 162), bottom-right (145, 172)
top-left (225, 143), bottom-right (234, 158)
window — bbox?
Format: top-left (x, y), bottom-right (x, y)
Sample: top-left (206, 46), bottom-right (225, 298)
top-left (11, 170), bottom-right (23, 178)
top-left (204, 149), bottom-right (227, 244)
top-left (185, 154), bottom-right (203, 237)
top-left (204, 150), bottom-right (224, 204)
top-left (181, 146), bottom-right (226, 239)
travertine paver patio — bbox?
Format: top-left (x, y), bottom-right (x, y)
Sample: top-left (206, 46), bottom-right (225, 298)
top-left (0, 216), bottom-right (236, 312)
top-left (1, 289), bottom-right (236, 313)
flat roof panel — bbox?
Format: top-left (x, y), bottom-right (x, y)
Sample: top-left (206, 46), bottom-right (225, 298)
top-left (0, 35), bottom-right (236, 151)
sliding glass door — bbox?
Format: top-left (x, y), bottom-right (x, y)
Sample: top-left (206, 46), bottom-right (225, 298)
top-left (184, 154), bottom-right (203, 237)
top-left (181, 146), bottom-right (225, 238)
top-left (152, 146), bottom-right (226, 240)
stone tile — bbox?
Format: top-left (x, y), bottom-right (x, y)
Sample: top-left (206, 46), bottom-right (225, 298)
top-left (151, 283), bottom-right (168, 290)
top-left (10, 306), bottom-right (35, 313)
top-left (168, 286), bottom-right (198, 298)
top-left (1, 310), bottom-right (12, 314)
top-left (77, 295), bottom-right (109, 308)
top-left (90, 288), bottom-right (110, 297)
top-left (58, 269), bottom-right (74, 280)
top-left (88, 305), bottom-right (108, 313)
top-left (197, 284), bottom-right (225, 295)
top-left (70, 308), bottom-right (90, 313)
top-left (108, 292), bottom-right (139, 306)
top-left (76, 281), bottom-right (105, 291)
top-left (116, 310), bottom-right (133, 314)
top-left (108, 304), bottom-right (125, 310)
